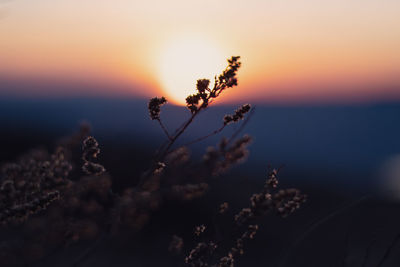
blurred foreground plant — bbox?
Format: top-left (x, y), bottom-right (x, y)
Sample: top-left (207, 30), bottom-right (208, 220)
top-left (0, 56), bottom-right (306, 267)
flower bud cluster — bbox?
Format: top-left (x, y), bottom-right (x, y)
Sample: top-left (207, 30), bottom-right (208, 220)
top-left (185, 241), bottom-right (217, 267)
top-left (0, 147), bottom-right (72, 225)
top-left (148, 97), bottom-right (167, 120)
top-left (223, 104), bottom-right (251, 125)
top-left (216, 168), bottom-right (306, 266)
top-left (82, 136), bottom-right (105, 175)
top-left (194, 224), bottom-right (206, 236)
top-left (219, 202), bottom-right (229, 214)
top-left (0, 191), bottom-right (59, 224)
top-left (170, 183), bottom-right (209, 201)
top-left (185, 56), bottom-right (241, 114)
top-left (203, 135), bottom-right (252, 176)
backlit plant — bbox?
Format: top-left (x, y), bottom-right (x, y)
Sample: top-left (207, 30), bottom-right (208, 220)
top-left (0, 56), bottom-right (306, 267)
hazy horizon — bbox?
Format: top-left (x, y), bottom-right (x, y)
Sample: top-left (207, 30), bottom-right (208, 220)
top-left (1, 0), bottom-right (399, 105)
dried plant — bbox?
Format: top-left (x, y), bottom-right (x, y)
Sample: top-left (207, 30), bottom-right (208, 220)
top-left (82, 136), bottom-right (106, 176)
top-left (0, 126), bottom-right (113, 266)
top-left (183, 168), bottom-right (306, 267)
top-left (0, 56), bottom-right (307, 267)
top-left (0, 147), bottom-right (71, 225)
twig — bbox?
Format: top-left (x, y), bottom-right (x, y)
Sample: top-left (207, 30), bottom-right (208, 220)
top-left (73, 232), bottom-right (107, 267)
top-left (157, 118), bottom-right (172, 140)
top-left (159, 108), bottom-right (203, 160)
top-left (342, 208), bottom-right (361, 267)
top-left (138, 111), bottom-right (202, 188)
top-left (183, 125), bottom-right (226, 146)
top-left (342, 227), bottom-right (351, 267)
top-left (377, 233), bottom-right (400, 266)
top-left (226, 107), bottom-right (256, 146)
top-left (361, 236), bottom-right (376, 267)
top-left (279, 195), bottom-right (370, 267)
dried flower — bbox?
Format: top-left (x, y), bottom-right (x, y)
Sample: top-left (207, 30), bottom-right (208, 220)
top-left (219, 255), bottom-right (234, 267)
top-left (154, 162), bottom-right (166, 174)
top-left (219, 202), bottom-right (229, 214)
top-left (148, 97), bottom-right (167, 120)
top-left (0, 55), bottom-right (309, 267)
top-left (0, 191), bottom-right (60, 225)
top-left (165, 147), bottom-right (190, 166)
top-left (185, 242), bottom-right (217, 267)
top-left (215, 167), bottom-right (306, 266)
top-left (203, 135), bottom-right (252, 176)
top-left (234, 208), bottom-right (253, 226)
top-left (273, 189), bottom-right (307, 218)
top-left (223, 104), bottom-right (251, 125)
top-left (170, 183), bottom-right (209, 201)
top-left (196, 79), bottom-right (210, 93)
top-left (82, 136), bottom-right (105, 175)
top-left (266, 168), bottom-right (279, 189)
top-left (186, 94), bottom-right (202, 113)
top-left (0, 147), bottom-right (71, 225)
top-left (194, 224), bottom-right (206, 236)
top-left (183, 56), bottom-right (242, 114)
top-left (242, 224), bottom-right (258, 239)
top-left (218, 56), bottom-right (241, 90)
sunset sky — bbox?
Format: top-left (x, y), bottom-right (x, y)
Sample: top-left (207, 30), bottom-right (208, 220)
top-left (0, 0), bottom-right (399, 104)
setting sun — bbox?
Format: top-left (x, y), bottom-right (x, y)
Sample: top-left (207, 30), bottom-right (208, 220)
top-left (157, 35), bottom-right (227, 105)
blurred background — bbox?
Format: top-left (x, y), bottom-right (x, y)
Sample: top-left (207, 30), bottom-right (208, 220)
top-left (1, 0), bottom-right (400, 266)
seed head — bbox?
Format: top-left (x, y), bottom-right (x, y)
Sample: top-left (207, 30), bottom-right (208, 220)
top-left (148, 97), bottom-right (167, 120)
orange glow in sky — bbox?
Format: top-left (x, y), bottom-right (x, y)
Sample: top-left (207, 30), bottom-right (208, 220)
top-left (156, 34), bottom-right (227, 105)
top-left (0, 0), bottom-right (399, 104)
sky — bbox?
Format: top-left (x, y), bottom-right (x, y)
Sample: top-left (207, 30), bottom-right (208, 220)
top-left (0, 0), bottom-right (399, 104)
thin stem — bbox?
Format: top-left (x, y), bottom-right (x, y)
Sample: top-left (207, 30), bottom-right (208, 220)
top-left (160, 110), bottom-right (200, 159)
top-left (157, 118), bottom-right (172, 140)
top-left (279, 195), bottom-right (370, 267)
top-left (73, 232), bottom-right (107, 267)
top-left (183, 106), bottom-right (254, 147)
top-left (342, 228), bottom-right (351, 267)
top-left (154, 68), bottom-right (229, 161)
top-left (226, 107), bottom-right (255, 146)
top-left (361, 236), bottom-right (376, 267)
top-left (137, 109), bottom-right (202, 189)
top-left (183, 125), bottom-right (226, 146)
top-left (149, 103), bottom-right (216, 183)
top-left (377, 233), bottom-right (400, 266)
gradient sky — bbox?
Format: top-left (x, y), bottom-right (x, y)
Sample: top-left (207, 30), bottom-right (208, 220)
top-left (0, 0), bottom-right (399, 104)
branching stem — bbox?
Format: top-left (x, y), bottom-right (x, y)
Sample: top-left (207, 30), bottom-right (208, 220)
top-left (226, 107), bottom-right (255, 146)
top-left (157, 118), bottom-right (172, 140)
top-left (183, 125), bottom-right (226, 146)
top-left (160, 109), bottom-right (202, 159)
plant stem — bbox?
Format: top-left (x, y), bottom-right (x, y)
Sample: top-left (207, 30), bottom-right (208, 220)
top-left (157, 118), bottom-right (172, 140)
top-left (377, 233), bottom-right (400, 266)
top-left (160, 111), bottom-right (200, 159)
top-left (183, 125), bottom-right (226, 146)
top-left (226, 107), bottom-right (255, 146)
top-left (279, 195), bottom-right (370, 267)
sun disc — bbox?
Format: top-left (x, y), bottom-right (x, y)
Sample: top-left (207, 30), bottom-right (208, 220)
top-left (158, 36), bottom-right (226, 105)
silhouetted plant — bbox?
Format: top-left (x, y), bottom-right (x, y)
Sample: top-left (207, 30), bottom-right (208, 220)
top-left (0, 56), bottom-right (306, 267)
top-left (0, 147), bottom-right (71, 225)
top-left (183, 168), bottom-right (306, 267)
top-left (82, 136), bottom-right (106, 176)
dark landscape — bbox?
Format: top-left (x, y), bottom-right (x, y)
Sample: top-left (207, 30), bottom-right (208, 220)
top-left (1, 97), bottom-right (399, 266)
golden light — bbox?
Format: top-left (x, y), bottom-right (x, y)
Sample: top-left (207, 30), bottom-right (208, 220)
top-left (157, 35), bottom-right (227, 105)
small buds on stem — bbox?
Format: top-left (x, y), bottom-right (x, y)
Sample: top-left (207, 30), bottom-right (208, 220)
top-left (82, 136), bottom-right (106, 175)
